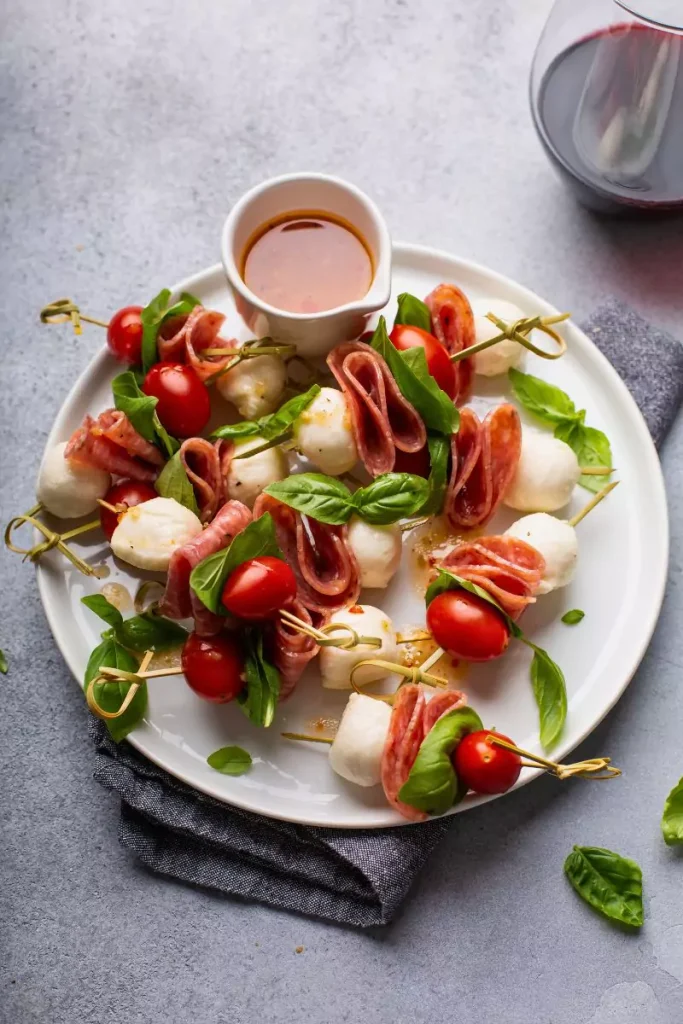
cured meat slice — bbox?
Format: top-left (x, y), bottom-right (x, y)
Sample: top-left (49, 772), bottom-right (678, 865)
top-left (157, 306), bottom-right (238, 382)
top-left (253, 493), bottom-right (360, 615)
top-left (269, 599), bottom-right (321, 699)
top-left (425, 283), bottom-right (475, 404)
top-left (446, 404), bottom-right (521, 529)
top-left (441, 534), bottom-right (545, 619)
top-left (381, 684), bottom-right (429, 822)
top-left (179, 438), bottom-right (224, 524)
top-left (327, 341), bottom-right (426, 477)
top-left (66, 411), bottom-right (162, 482)
top-left (421, 689), bottom-right (468, 734)
top-left (157, 314), bottom-right (191, 362)
top-left (159, 499), bottom-right (252, 634)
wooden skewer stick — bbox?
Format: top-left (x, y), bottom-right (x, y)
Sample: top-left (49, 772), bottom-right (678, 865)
top-left (569, 481), bottom-right (619, 528)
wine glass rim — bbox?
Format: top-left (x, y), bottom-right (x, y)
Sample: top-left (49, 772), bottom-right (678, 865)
top-left (615, 1), bottom-right (683, 32)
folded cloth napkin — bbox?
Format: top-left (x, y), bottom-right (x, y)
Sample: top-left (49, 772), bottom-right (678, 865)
top-left (90, 301), bottom-right (683, 928)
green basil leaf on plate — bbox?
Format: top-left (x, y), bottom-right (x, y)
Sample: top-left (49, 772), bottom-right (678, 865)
top-left (394, 292), bottom-right (432, 332)
top-left (508, 367), bottom-right (579, 426)
top-left (155, 451), bottom-right (200, 517)
top-left (0, 648), bottom-right (7, 674)
top-left (81, 593), bottom-right (124, 630)
top-left (398, 706), bottom-right (484, 815)
top-left (117, 613), bottom-right (188, 652)
top-left (190, 513), bottom-right (283, 614)
top-left (352, 472), bottom-right (430, 525)
top-left (370, 317), bottom-right (458, 436)
top-left (554, 420), bottom-right (613, 495)
top-left (564, 845), bottom-right (644, 927)
top-left (661, 778), bottom-right (683, 846)
top-left (561, 609), bottom-right (585, 625)
top-left (211, 384), bottom-right (320, 445)
top-left (421, 433), bottom-right (450, 516)
top-left (265, 473), bottom-right (355, 526)
top-left (526, 642), bottom-right (567, 751)
top-left (140, 289), bottom-right (201, 373)
top-left (207, 745), bottom-right (253, 776)
top-left (238, 629), bottom-right (280, 728)
top-left (84, 637), bottom-right (147, 743)
top-left (112, 370), bottom-right (179, 458)
top-left (211, 420), bottom-right (261, 441)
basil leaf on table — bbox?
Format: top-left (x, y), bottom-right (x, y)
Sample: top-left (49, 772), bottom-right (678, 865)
top-left (421, 433), bottom-right (450, 516)
top-left (0, 648), bottom-right (7, 674)
top-left (84, 637), bottom-right (147, 743)
top-left (112, 370), bottom-right (179, 458)
top-left (370, 317), bottom-right (459, 436)
top-left (81, 593), bottom-right (124, 630)
top-left (155, 451), bottom-right (200, 517)
top-left (238, 629), bottom-right (280, 728)
top-left (661, 778), bottom-right (683, 846)
top-left (117, 613), bottom-right (188, 652)
top-left (212, 384), bottom-right (321, 443)
top-left (140, 289), bottom-right (201, 373)
top-left (554, 420), bottom-right (613, 495)
top-left (398, 706), bottom-right (484, 815)
top-left (265, 473), bottom-right (355, 526)
top-left (564, 846), bottom-right (644, 927)
top-left (561, 609), bottom-right (585, 625)
top-left (190, 513), bottom-right (283, 614)
top-left (207, 745), bottom-right (253, 775)
top-left (394, 292), bottom-right (432, 332)
top-left (352, 473), bottom-right (430, 525)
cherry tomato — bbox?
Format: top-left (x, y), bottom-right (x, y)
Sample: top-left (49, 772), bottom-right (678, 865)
top-left (142, 362), bottom-right (211, 437)
top-left (390, 324), bottom-right (456, 399)
top-left (106, 306), bottom-right (144, 365)
top-left (99, 479), bottom-right (158, 540)
top-left (453, 730), bottom-right (521, 794)
top-left (393, 444), bottom-right (431, 478)
top-left (221, 556), bottom-right (298, 620)
top-left (426, 590), bottom-right (510, 662)
top-left (181, 632), bottom-right (245, 703)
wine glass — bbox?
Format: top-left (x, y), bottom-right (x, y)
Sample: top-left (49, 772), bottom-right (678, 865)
top-left (530, 0), bottom-right (683, 214)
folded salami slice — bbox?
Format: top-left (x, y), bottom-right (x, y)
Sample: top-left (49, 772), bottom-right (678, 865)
top-left (253, 493), bottom-right (360, 615)
top-left (269, 599), bottom-right (321, 699)
top-left (179, 438), bottom-right (224, 524)
top-left (327, 341), bottom-right (426, 477)
top-left (381, 685), bottom-right (469, 821)
top-left (425, 283), bottom-right (475, 404)
top-left (66, 410), bottom-right (163, 482)
top-left (441, 535), bottom-right (545, 619)
top-left (158, 306), bottom-right (237, 382)
top-left (159, 499), bottom-right (252, 635)
top-left (446, 404), bottom-right (521, 529)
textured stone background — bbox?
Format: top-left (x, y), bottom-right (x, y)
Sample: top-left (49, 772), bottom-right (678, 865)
top-left (2, 1), bottom-right (683, 1022)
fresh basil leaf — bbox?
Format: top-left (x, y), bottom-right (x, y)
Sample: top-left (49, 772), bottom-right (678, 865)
top-left (554, 420), bottom-right (613, 495)
top-left (661, 778), bottom-right (683, 846)
top-left (211, 420), bottom-right (261, 441)
top-left (0, 648), bottom-right (7, 674)
top-left (561, 609), bottom-right (585, 625)
top-left (527, 643), bottom-right (567, 750)
top-left (508, 367), bottom-right (579, 426)
top-left (370, 317), bottom-right (458, 436)
top-left (190, 513), bottom-right (283, 614)
top-left (155, 451), bottom-right (200, 517)
top-left (84, 638), bottom-right (147, 743)
top-left (112, 370), bottom-right (179, 457)
top-left (394, 292), bottom-right (432, 332)
top-left (353, 473), bottom-right (430, 525)
top-left (265, 473), bottom-right (354, 526)
top-left (421, 433), bottom-right (450, 515)
top-left (398, 706), bottom-right (484, 815)
top-left (238, 629), bottom-right (280, 728)
top-left (564, 846), bottom-right (644, 927)
top-left (117, 613), bottom-right (188, 652)
top-left (207, 745), bottom-right (253, 775)
top-left (258, 384), bottom-right (321, 441)
top-left (81, 593), bottom-right (125, 630)
top-left (152, 414), bottom-right (180, 458)
top-left (140, 289), bottom-right (201, 373)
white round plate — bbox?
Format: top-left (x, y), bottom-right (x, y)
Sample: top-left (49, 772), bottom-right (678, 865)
top-left (36, 244), bottom-right (668, 828)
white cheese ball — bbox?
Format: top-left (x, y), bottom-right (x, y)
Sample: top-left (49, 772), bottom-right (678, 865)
top-left (111, 496), bottom-right (202, 572)
top-left (36, 441), bottom-right (111, 519)
top-left (320, 604), bottom-right (398, 690)
top-left (506, 513), bottom-right (578, 595)
top-left (293, 386), bottom-right (358, 476)
top-left (329, 693), bottom-right (392, 787)
top-left (347, 517), bottom-right (402, 590)
top-left (215, 353), bottom-right (286, 420)
top-left (504, 430), bottom-right (581, 512)
top-left (471, 298), bottom-right (526, 377)
top-left (226, 436), bottom-right (288, 509)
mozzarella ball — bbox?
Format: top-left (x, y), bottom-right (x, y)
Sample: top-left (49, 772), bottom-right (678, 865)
top-left (320, 605), bottom-right (398, 690)
top-left (347, 516), bottom-right (402, 590)
top-left (215, 353), bottom-right (286, 420)
top-left (293, 387), bottom-right (358, 476)
top-left (471, 298), bottom-right (526, 377)
top-left (36, 441), bottom-right (111, 519)
top-left (111, 496), bottom-right (202, 571)
top-left (226, 436), bottom-right (288, 509)
top-left (506, 513), bottom-right (578, 595)
top-left (329, 693), bottom-right (392, 787)
top-left (504, 430), bottom-right (581, 512)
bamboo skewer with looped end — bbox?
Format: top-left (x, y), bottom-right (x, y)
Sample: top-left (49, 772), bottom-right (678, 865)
top-left (450, 311), bottom-right (570, 364)
top-left (279, 608), bottom-right (383, 652)
top-left (203, 338), bottom-right (299, 385)
top-left (85, 649), bottom-right (182, 720)
top-left (487, 735), bottom-right (621, 781)
top-left (40, 299), bottom-right (109, 335)
top-left (4, 503), bottom-right (104, 577)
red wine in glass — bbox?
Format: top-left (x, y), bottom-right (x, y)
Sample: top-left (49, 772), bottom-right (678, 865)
top-left (531, 21), bottom-right (683, 214)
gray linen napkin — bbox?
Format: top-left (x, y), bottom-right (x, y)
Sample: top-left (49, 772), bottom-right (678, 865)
top-left (90, 301), bottom-right (683, 928)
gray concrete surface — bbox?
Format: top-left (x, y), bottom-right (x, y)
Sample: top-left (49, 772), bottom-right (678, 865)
top-left (2, 1), bottom-right (683, 1022)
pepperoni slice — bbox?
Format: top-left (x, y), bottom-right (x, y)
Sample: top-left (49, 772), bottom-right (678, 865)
top-left (269, 598), bottom-right (321, 699)
top-left (381, 685), bottom-right (428, 822)
top-left (442, 534), bottom-right (545, 619)
top-left (179, 438), bottom-right (224, 524)
top-left (424, 283), bottom-right (475, 404)
top-left (446, 404), bottom-right (521, 529)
